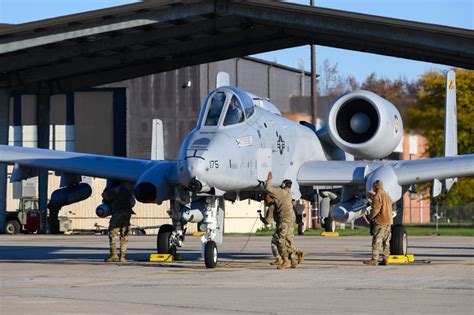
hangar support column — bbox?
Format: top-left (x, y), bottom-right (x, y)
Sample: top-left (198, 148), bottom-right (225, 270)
top-left (0, 88), bottom-right (10, 233)
top-left (37, 92), bottom-right (50, 233)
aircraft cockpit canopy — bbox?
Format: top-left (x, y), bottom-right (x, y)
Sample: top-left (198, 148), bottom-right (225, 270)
top-left (199, 87), bottom-right (255, 128)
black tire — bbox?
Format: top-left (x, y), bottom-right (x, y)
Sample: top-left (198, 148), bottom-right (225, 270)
top-left (297, 222), bottom-right (304, 235)
top-left (390, 225), bottom-right (407, 255)
top-left (204, 241), bottom-right (218, 268)
top-left (157, 224), bottom-right (174, 254)
top-left (325, 217), bottom-right (336, 233)
top-left (5, 220), bottom-right (21, 235)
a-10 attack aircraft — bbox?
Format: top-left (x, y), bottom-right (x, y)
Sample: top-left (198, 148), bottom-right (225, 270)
top-left (1, 70), bottom-right (473, 268)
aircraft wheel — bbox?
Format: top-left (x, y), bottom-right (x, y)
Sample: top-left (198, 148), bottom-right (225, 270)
top-left (325, 217), bottom-right (336, 233)
top-left (157, 224), bottom-right (174, 254)
top-left (5, 220), bottom-right (21, 235)
top-left (390, 225), bottom-right (407, 255)
top-left (297, 222), bottom-right (305, 235)
top-left (204, 241), bottom-right (218, 268)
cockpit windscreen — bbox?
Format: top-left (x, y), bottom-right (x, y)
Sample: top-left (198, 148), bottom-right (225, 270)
top-left (204, 92), bottom-right (226, 126)
top-left (223, 95), bottom-right (245, 126)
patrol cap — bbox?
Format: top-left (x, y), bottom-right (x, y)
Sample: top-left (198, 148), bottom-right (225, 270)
top-left (281, 179), bottom-right (292, 188)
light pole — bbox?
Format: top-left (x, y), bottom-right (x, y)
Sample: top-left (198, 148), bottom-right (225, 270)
top-left (310, 0), bottom-right (317, 126)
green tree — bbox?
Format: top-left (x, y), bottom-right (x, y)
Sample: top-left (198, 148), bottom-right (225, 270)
top-left (406, 69), bottom-right (474, 206)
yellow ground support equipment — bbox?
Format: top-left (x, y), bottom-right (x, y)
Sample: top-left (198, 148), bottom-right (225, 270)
top-left (387, 254), bottom-right (415, 264)
top-left (320, 232), bottom-right (340, 237)
top-left (149, 254), bottom-right (174, 262)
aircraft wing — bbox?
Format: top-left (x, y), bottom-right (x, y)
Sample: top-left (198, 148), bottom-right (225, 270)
top-left (0, 144), bottom-right (176, 183)
top-left (297, 155), bottom-right (474, 186)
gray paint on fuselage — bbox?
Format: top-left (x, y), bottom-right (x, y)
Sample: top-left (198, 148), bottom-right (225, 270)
top-left (178, 86), bottom-right (326, 198)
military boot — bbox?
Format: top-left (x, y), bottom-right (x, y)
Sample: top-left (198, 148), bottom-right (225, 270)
top-left (297, 251), bottom-right (304, 264)
top-left (270, 257), bottom-right (283, 266)
top-left (119, 253), bottom-right (127, 263)
top-left (363, 259), bottom-right (378, 266)
top-left (277, 258), bottom-right (291, 270)
top-left (104, 249), bottom-right (118, 263)
top-left (379, 258), bottom-right (389, 266)
top-left (290, 257), bottom-right (298, 269)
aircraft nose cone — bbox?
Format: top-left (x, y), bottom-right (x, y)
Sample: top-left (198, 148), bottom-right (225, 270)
top-left (187, 158), bottom-right (207, 178)
top-left (179, 157), bottom-right (210, 191)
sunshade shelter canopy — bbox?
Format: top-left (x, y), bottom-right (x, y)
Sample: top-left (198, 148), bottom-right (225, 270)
top-left (0, 0), bottom-right (472, 94)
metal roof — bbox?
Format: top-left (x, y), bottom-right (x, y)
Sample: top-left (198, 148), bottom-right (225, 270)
top-left (0, 0), bottom-right (472, 94)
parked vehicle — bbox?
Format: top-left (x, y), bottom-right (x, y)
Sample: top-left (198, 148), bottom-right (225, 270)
top-left (5, 197), bottom-right (40, 234)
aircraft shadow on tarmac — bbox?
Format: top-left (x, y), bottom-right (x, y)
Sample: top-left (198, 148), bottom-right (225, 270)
top-left (409, 245), bottom-right (474, 250)
top-left (0, 244), bottom-right (369, 267)
top-left (2, 244), bottom-right (472, 267)
top-left (0, 245), bottom-right (272, 263)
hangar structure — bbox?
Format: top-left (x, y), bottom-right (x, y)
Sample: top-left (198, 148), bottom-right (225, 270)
top-left (0, 0), bottom-right (473, 232)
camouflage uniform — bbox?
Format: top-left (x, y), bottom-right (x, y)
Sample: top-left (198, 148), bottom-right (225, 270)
top-left (264, 196), bottom-right (275, 226)
top-left (366, 180), bottom-right (393, 264)
top-left (102, 183), bottom-right (135, 263)
top-left (265, 179), bottom-right (300, 268)
top-left (371, 225), bottom-right (391, 260)
top-left (268, 202), bottom-right (281, 261)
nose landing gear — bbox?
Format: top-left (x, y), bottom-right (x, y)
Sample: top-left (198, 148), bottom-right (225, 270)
top-left (204, 240), bottom-right (218, 268)
top-left (157, 188), bottom-right (225, 268)
top-left (200, 197), bottom-right (224, 268)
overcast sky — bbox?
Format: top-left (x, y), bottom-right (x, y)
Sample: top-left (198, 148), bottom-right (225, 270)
top-left (1, 0), bottom-right (472, 83)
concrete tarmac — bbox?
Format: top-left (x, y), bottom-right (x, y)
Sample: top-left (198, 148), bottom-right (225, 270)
top-left (0, 234), bottom-right (473, 314)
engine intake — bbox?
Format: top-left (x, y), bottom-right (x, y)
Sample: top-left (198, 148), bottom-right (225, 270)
top-left (336, 98), bottom-right (378, 144)
top-left (328, 90), bottom-right (403, 159)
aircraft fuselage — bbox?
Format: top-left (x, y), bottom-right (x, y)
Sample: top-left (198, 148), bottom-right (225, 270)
top-left (177, 86), bottom-right (325, 197)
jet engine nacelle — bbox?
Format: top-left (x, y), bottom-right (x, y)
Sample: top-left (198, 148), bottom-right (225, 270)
top-left (49, 183), bottom-right (92, 209)
top-left (328, 90), bottom-right (403, 159)
top-left (134, 162), bottom-right (176, 204)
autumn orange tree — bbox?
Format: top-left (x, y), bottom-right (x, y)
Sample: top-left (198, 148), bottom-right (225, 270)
top-left (406, 69), bottom-right (474, 206)
top-left (361, 73), bottom-right (418, 120)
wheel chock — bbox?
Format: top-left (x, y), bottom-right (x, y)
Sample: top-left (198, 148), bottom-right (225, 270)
top-left (150, 254), bottom-right (174, 262)
top-left (387, 254), bottom-right (415, 264)
top-left (320, 231), bottom-right (339, 237)
top-left (192, 231), bottom-right (206, 236)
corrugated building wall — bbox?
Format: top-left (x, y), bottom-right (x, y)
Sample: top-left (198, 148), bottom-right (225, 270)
top-left (6, 57), bottom-right (312, 234)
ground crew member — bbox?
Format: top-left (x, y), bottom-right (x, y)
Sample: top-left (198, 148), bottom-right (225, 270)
top-left (262, 194), bottom-right (275, 226)
top-left (102, 182), bottom-right (135, 263)
top-left (265, 171), bottom-right (303, 269)
top-left (261, 195), bottom-right (303, 266)
top-left (262, 195), bottom-right (283, 266)
top-left (364, 180), bottom-right (393, 266)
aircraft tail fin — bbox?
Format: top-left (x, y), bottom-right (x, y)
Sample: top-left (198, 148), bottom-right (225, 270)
top-left (433, 70), bottom-right (458, 197)
top-left (444, 69), bottom-right (457, 157)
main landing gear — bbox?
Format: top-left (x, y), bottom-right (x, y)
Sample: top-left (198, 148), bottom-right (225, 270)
top-left (156, 192), bottom-right (224, 268)
top-left (390, 225), bottom-right (408, 255)
top-left (157, 224), bottom-right (177, 256)
top-left (324, 217), bottom-right (336, 233)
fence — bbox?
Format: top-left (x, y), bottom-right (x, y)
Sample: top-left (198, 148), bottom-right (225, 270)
top-left (430, 205), bottom-right (474, 227)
